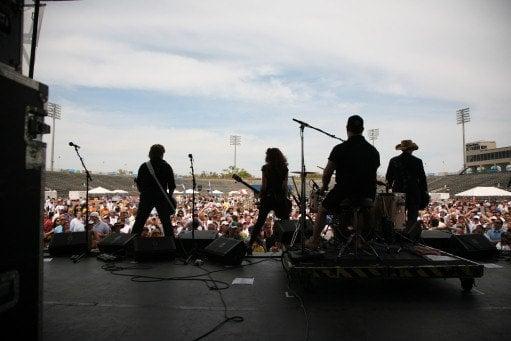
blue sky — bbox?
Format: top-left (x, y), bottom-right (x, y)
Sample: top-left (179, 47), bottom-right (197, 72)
top-left (31, 0), bottom-right (511, 176)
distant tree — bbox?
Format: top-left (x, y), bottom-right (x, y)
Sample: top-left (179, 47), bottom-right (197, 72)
top-left (221, 166), bottom-right (252, 179)
top-left (198, 171), bottom-right (221, 178)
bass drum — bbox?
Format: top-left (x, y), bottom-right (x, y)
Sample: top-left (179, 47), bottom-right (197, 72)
top-left (373, 193), bottom-right (406, 231)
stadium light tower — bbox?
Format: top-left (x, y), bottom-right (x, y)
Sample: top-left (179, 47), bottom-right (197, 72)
top-left (368, 128), bottom-right (379, 146)
top-left (229, 135), bottom-right (241, 169)
top-left (456, 107), bottom-right (470, 170)
top-left (47, 102), bottom-right (61, 171)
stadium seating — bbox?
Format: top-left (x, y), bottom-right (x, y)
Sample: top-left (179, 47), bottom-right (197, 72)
top-left (44, 171), bottom-right (510, 199)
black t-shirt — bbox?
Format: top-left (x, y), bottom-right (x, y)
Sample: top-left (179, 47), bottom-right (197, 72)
top-left (328, 135), bottom-right (380, 200)
top-left (261, 164), bottom-right (288, 197)
top-left (135, 159), bottom-right (176, 197)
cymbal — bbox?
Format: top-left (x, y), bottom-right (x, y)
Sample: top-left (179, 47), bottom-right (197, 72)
top-left (291, 171), bottom-right (319, 175)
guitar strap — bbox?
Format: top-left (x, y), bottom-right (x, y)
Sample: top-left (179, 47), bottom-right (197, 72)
top-left (145, 161), bottom-right (176, 211)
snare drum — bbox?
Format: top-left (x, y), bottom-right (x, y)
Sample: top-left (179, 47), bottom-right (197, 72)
top-left (373, 193), bottom-right (406, 230)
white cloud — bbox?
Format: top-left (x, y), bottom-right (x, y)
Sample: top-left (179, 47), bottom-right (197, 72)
top-left (37, 36), bottom-right (300, 103)
top-left (34, 0), bottom-right (511, 175)
top-left (37, 0), bottom-right (511, 105)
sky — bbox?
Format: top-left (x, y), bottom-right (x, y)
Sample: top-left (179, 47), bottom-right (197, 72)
top-left (30, 0), bottom-right (511, 176)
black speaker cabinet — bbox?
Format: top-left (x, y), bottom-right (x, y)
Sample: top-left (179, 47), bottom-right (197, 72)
top-left (452, 234), bottom-right (497, 260)
top-left (203, 237), bottom-right (246, 265)
top-left (98, 233), bottom-right (135, 254)
top-left (177, 230), bottom-right (218, 256)
top-left (0, 62), bottom-right (49, 339)
top-left (274, 220), bottom-right (312, 245)
top-left (134, 237), bottom-right (176, 261)
top-left (0, 0), bottom-right (23, 71)
top-left (48, 232), bottom-right (89, 256)
top-left (421, 230), bottom-right (498, 260)
top-left (420, 230), bottom-right (453, 251)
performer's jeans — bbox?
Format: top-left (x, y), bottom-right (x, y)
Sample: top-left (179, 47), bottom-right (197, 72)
top-left (132, 194), bottom-right (173, 237)
top-left (406, 203), bottom-right (420, 228)
top-left (249, 202), bottom-right (273, 245)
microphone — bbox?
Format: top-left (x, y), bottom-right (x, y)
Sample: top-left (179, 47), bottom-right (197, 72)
top-left (69, 142), bottom-right (80, 149)
top-left (292, 118), bottom-right (310, 128)
top-left (188, 153), bottom-right (193, 160)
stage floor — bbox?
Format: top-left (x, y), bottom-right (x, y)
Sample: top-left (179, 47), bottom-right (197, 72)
top-left (43, 254), bottom-right (511, 340)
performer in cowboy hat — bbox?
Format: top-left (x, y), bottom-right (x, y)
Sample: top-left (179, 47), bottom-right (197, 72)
top-left (386, 139), bottom-right (428, 229)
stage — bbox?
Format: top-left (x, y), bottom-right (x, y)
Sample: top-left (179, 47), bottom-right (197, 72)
top-left (43, 254), bottom-right (511, 340)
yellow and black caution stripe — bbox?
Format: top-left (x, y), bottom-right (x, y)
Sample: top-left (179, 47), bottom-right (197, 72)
top-left (289, 264), bottom-right (483, 280)
top-left (308, 266), bottom-right (387, 279)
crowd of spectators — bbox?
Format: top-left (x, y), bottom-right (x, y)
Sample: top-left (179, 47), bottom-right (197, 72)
top-left (42, 193), bottom-right (294, 252)
top-left (42, 192), bottom-right (511, 253)
top-left (418, 199), bottom-right (511, 251)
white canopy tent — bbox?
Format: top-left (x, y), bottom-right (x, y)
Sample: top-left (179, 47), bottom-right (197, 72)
top-left (112, 189), bottom-right (129, 194)
top-left (228, 190), bottom-right (240, 196)
top-left (185, 189), bottom-right (199, 194)
top-left (69, 191), bottom-right (86, 200)
top-left (44, 190), bottom-right (57, 199)
top-left (89, 186), bottom-right (113, 195)
top-left (173, 190), bottom-right (183, 194)
top-left (455, 186), bottom-right (511, 197)
top-left (211, 190), bottom-right (224, 195)
top-left (429, 192), bottom-right (450, 201)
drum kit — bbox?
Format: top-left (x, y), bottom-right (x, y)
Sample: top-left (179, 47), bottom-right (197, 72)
top-left (288, 118), bottom-right (407, 258)
top-left (303, 179), bottom-right (407, 252)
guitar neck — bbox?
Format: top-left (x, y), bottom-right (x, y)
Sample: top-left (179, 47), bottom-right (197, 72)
top-left (233, 175), bottom-right (260, 194)
top-left (240, 180), bottom-right (259, 194)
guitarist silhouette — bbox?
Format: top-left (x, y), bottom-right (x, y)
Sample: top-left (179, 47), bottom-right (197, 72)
top-left (244, 148), bottom-right (292, 253)
top-left (132, 144), bottom-right (177, 238)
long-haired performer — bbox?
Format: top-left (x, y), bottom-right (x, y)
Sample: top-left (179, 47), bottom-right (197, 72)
top-left (248, 148), bottom-right (292, 250)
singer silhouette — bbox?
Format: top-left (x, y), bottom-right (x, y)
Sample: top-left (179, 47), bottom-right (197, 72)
top-left (132, 144), bottom-right (176, 237)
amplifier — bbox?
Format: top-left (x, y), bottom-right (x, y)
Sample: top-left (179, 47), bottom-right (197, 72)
top-left (452, 234), bottom-right (497, 260)
top-left (274, 220), bottom-right (312, 245)
top-left (98, 233), bottom-right (135, 255)
top-left (134, 237), bottom-right (176, 261)
top-left (420, 230), bottom-right (452, 251)
top-left (48, 232), bottom-right (89, 256)
top-left (176, 230), bottom-right (218, 256)
top-left (203, 237), bottom-right (246, 265)
top-left (0, 60), bottom-right (49, 339)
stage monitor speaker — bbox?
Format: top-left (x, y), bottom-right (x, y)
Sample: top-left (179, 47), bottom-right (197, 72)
top-left (0, 0), bottom-right (23, 71)
top-left (134, 237), bottom-right (176, 261)
top-left (1, 60), bottom-right (49, 340)
top-left (177, 230), bottom-right (218, 256)
top-left (420, 230), bottom-right (453, 251)
top-left (98, 233), bottom-right (135, 255)
top-left (48, 232), bottom-right (88, 256)
top-left (274, 220), bottom-right (312, 245)
top-left (451, 234), bottom-right (497, 260)
top-left (203, 237), bottom-right (246, 265)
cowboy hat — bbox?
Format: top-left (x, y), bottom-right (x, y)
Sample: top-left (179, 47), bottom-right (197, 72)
top-left (395, 139), bottom-right (418, 151)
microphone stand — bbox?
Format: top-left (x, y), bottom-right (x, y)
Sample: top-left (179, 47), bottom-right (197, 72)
top-left (291, 118), bottom-right (344, 255)
top-left (70, 145), bottom-right (93, 263)
top-left (185, 155), bottom-right (201, 265)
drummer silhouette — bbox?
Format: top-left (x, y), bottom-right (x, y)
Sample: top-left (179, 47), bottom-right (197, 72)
top-left (305, 115), bottom-right (380, 249)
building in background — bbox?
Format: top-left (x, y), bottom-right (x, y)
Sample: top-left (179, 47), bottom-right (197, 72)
top-left (465, 140), bottom-right (511, 173)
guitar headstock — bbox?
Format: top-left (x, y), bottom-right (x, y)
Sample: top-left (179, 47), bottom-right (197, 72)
top-left (232, 174), bottom-right (242, 182)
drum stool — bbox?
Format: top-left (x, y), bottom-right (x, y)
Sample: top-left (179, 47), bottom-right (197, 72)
top-left (337, 197), bottom-right (382, 260)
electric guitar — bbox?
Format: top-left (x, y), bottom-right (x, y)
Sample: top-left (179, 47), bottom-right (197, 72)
top-left (232, 174), bottom-right (260, 195)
